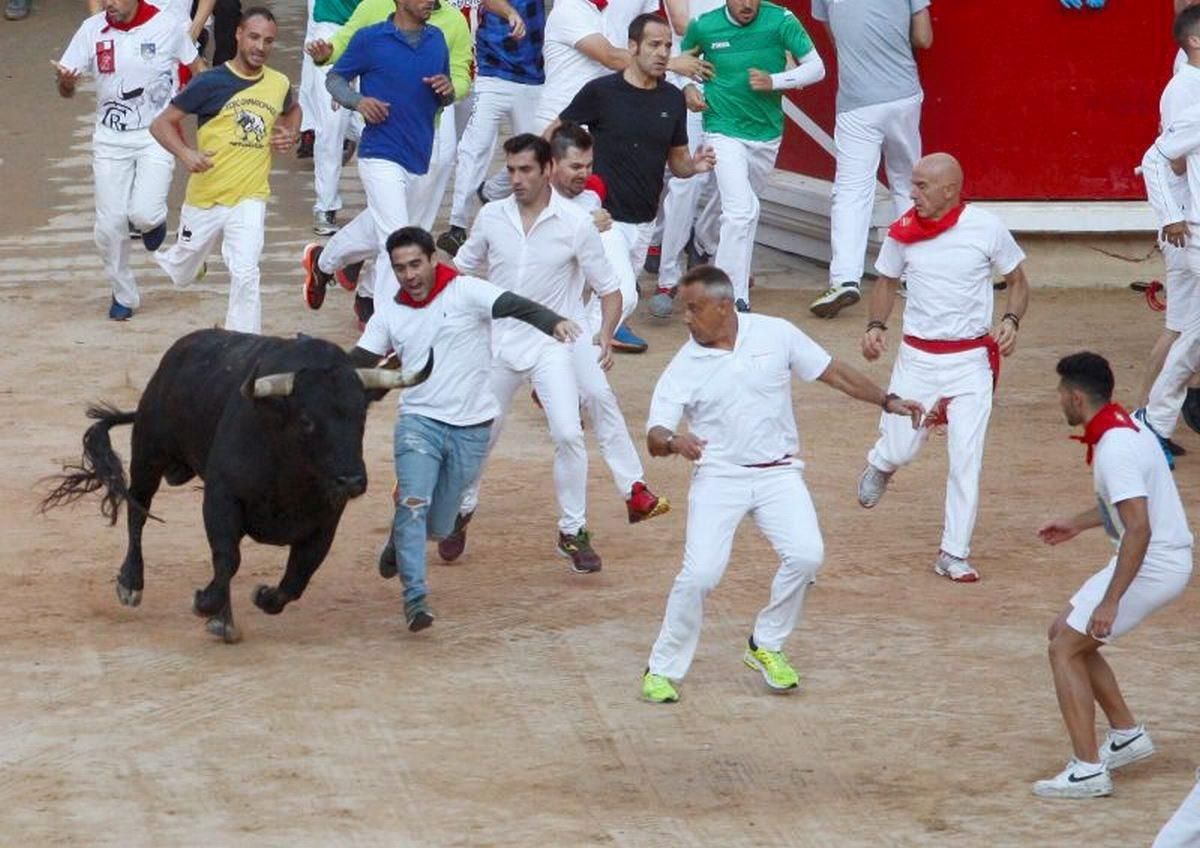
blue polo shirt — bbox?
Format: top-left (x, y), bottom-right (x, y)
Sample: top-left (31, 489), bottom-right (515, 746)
top-left (331, 17), bottom-right (450, 174)
top-left (476, 0), bottom-right (546, 86)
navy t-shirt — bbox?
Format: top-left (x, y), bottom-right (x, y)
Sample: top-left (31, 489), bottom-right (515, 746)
top-left (560, 73), bottom-right (688, 224)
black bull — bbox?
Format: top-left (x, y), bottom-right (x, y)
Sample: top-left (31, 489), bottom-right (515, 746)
top-left (41, 329), bottom-right (431, 643)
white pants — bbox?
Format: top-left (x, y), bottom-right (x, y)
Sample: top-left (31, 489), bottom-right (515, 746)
top-left (828, 94), bottom-right (922, 286)
top-left (648, 464), bottom-right (824, 680)
top-left (298, 0), bottom-right (318, 133)
top-left (867, 343), bottom-right (993, 559)
top-left (1155, 774), bottom-right (1200, 848)
top-left (460, 344), bottom-right (589, 534)
top-left (153, 198), bottom-right (267, 333)
top-left (1065, 552), bottom-right (1191, 642)
top-left (302, 20), bottom-right (353, 214)
top-left (1147, 234), bottom-right (1200, 437)
top-left (659, 110), bottom-right (712, 290)
top-left (93, 127), bottom-right (175, 309)
top-left (1164, 238), bottom-right (1200, 333)
top-left (707, 133), bottom-right (780, 302)
top-left (410, 103), bottom-right (471, 232)
top-left (448, 76), bottom-right (543, 229)
top-left (318, 157), bottom-right (416, 303)
top-left (572, 339), bottom-right (644, 496)
top-left (586, 220), bottom-right (649, 333)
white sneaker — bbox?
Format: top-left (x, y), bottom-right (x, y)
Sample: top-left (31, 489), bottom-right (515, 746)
top-left (313, 210), bottom-right (339, 236)
top-left (1100, 727), bottom-right (1154, 770)
top-left (933, 551), bottom-right (979, 583)
top-left (809, 282), bottom-right (861, 319)
top-left (1032, 759), bottom-right (1113, 799)
top-left (857, 464), bottom-right (892, 508)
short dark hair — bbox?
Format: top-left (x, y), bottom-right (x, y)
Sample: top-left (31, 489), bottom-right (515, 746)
top-left (385, 226), bottom-right (436, 258)
top-left (549, 121), bottom-right (593, 161)
top-left (1176, 4), bottom-right (1200, 48)
top-left (629, 12), bottom-right (670, 44)
top-left (239, 5), bottom-right (276, 26)
top-left (679, 264), bottom-right (734, 301)
top-left (1056, 352), bottom-right (1115, 403)
top-left (503, 133), bottom-right (552, 168)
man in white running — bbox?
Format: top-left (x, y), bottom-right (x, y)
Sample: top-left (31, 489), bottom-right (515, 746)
top-left (639, 265), bottom-right (924, 704)
top-left (1032, 352), bottom-right (1193, 800)
top-left (1155, 770), bottom-right (1200, 845)
top-left (807, 0), bottom-right (933, 320)
top-left (446, 134), bottom-right (622, 573)
top-left (857, 153), bottom-right (1029, 583)
top-left (56, 0), bottom-right (204, 321)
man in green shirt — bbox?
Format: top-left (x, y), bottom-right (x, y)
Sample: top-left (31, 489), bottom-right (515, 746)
top-left (680, 0), bottom-right (824, 311)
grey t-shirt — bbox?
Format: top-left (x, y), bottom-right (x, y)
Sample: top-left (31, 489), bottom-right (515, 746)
top-left (811, 0), bottom-right (930, 113)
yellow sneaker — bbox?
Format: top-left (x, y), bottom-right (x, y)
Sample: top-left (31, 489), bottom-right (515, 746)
top-left (641, 671), bottom-right (679, 703)
top-left (743, 642), bottom-right (800, 690)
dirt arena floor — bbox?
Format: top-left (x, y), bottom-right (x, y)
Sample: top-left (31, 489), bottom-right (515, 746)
top-left (3, 4), bottom-right (1199, 845)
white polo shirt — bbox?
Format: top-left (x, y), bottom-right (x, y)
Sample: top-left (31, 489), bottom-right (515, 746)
top-left (455, 191), bottom-right (618, 371)
top-left (357, 274), bottom-right (507, 426)
top-left (59, 6), bottom-right (197, 133)
top-left (875, 205), bottom-right (1025, 341)
top-left (539, 0), bottom-right (611, 122)
top-left (647, 313), bottom-right (832, 469)
top-left (1093, 423), bottom-right (1193, 567)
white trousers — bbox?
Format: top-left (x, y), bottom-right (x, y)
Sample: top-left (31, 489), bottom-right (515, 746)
top-left (572, 339), bottom-right (644, 496)
top-left (1147, 233), bottom-right (1200, 437)
top-left (153, 198), bottom-right (267, 333)
top-left (448, 76), bottom-right (543, 229)
top-left (828, 94), bottom-right (922, 286)
top-left (1164, 238), bottom-right (1200, 333)
top-left (410, 102), bottom-right (472, 232)
top-left (93, 127), bottom-right (175, 309)
top-left (586, 220), bottom-right (648, 333)
top-left (1155, 775), bottom-right (1200, 848)
top-left (460, 344), bottom-right (589, 533)
top-left (298, 0), bottom-right (318, 132)
top-left (302, 20), bottom-right (353, 213)
top-left (318, 157), bottom-right (416, 303)
top-left (867, 343), bottom-right (993, 559)
top-left (707, 132), bottom-right (780, 302)
top-left (647, 464), bottom-right (824, 680)
top-left (659, 111), bottom-right (714, 290)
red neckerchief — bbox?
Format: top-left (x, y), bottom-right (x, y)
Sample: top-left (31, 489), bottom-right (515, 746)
top-left (396, 262), bottom-right (458, 308)
top-left (588, 0), bottom-right (608, 10)
top-left (1070, 403), bottom-right (1139, 465)
top-left (584, 173), bottom-right (607, 202)
top-left (102, 1), bottom-right (159, 32)
top-left (888, 202), bottom-right (967, 244)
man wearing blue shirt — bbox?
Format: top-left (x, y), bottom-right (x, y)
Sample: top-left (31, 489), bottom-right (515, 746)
top-left (301, 0), bottom-right (453, 325)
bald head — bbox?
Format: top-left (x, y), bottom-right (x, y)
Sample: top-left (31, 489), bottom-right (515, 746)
top-left (909, 152), bottom-right (964, 220)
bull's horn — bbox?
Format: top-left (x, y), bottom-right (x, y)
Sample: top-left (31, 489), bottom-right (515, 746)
top-left (356, 351), bottom-right (434, 391)
top-left (251, 372), bottom-right (296, 398)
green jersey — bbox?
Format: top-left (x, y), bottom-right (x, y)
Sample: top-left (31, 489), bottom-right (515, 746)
top-left (313, 0), bottom-right (362, 25)
top-left (681, 2), bottom-right (815, 142)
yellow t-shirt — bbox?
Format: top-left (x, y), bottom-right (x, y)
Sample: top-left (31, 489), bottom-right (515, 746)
top-left (171, 64), bottom-right (293, 208)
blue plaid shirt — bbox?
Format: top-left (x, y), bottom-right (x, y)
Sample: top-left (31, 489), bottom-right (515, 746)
top-left (475, 0), bottom-right (545, 85)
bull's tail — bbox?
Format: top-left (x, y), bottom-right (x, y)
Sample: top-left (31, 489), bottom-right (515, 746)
top-left (40, 404), bottom-right (141, 525)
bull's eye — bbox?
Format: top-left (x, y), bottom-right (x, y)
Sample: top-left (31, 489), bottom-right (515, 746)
top-left (298, 413), bottom-right (317, 435)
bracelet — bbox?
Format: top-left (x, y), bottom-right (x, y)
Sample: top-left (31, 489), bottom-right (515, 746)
top-left (1002, 312), bottom-right (1020, 330)
top-left (881, 392), bottom-right (899, 410)
top-left (866, 320), bottom-right (887, 332)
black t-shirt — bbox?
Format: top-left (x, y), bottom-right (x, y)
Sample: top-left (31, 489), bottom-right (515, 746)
top-left (560, 73), bottom-right (688, 224)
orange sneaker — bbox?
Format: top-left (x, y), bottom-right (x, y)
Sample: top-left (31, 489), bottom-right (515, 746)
top-left (627, 482), bottom-right (670, 524)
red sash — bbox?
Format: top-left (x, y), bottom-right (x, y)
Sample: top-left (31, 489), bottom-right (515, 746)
top-left (1070, 403), bottom-right (1138, 466)
top-left (102, 1), bottom-right (158, 32)
top-left (888, 203), bottom-right (967, 244)
top-left (396, 263), bottom-right (458, 308)
top-left (902, 334), bottom-right (1000, 428)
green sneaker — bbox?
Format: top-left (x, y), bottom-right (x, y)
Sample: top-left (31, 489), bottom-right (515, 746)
top-left (743, 642), bottom-right (800, 690)
top-left (641, 671), bottom-right (679, 703)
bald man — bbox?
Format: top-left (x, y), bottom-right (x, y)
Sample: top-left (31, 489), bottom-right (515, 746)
top-left (857, 153), bottom-right (1030, 583)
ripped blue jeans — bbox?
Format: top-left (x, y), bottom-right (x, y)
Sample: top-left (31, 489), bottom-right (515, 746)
top-left (392, 413), bottom-right (492, 603)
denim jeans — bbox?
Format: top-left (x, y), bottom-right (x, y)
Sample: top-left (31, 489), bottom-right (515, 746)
top-left (392, 414), bottom-right (492, 603)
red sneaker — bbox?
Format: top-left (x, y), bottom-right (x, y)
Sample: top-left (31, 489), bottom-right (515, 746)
top-left (627, 481), bottom-right (670, 524)
top-left (302, 243), bottom-right (332, 310)
top-left (335, 261), bottom-right (363, 291)
top-left (557, 528), bottom-right (601, 573)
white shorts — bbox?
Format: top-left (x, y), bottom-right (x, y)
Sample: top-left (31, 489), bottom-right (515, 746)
top-left (1066, 552), bottom-right (1192, 641)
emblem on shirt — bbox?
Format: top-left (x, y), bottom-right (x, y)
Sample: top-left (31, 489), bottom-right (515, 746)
top-left (140, 42), bottom-right (157, 60)
top-left (710, 40), bottom-right (730, 49)
top-left (235, 110), bottom-right (267, 144)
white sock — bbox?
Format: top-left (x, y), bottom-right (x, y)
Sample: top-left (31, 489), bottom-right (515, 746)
top-left (1110, 725), bottom-right (1142, 738)
top-left (1075, 759), bottom-right (1104, 772)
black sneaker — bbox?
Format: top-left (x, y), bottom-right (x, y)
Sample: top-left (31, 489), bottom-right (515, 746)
top-left (404, 596), bottom-right (435, 632)
top-left (735, 298), bottom-right (751, 313)
top-left (436, 226), bottom-right (468, 257)
top-left (142, 221), bottom-right (167, 251)
top-left (378, 538), bottom-right (397, 578)
top-left (1183, 387), bottom-right (1200, 436)
top-left (557, 528), bottom-right (602, 574)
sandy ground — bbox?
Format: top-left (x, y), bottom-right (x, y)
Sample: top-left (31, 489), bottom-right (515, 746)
top-left (2, 3), bottom-right (1199, 846)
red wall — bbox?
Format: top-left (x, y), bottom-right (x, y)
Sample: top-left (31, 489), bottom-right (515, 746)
top-left (777, 1), bottom-right (1176, 200)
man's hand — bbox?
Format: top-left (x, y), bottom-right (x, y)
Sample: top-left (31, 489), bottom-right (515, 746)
top-left (1163, 221), bottom-right (1188, 248)
top-left (270, 123), bottom-right (298, 153)
top-left (884, 396), bottom-right (925, 429)
top-left (591, 208), bottom-right (613, 233)
top-left (991, 315), bottom-right (1019, 356)
top-left (691, 145), bottom-right (716, 173)
top-left (1037, 518), bottom-right (1082, 546)
top-left (506, 10), bottom-right (526, 38)
top-left (182, 148), bottom-right (216, 173)
top-left (357, 96), bottom-right (390, 124)
top-left (1087, 599), bottom-right (1118, 640)
top-left (668, 432), bottom-right (706, 461)
top-left (595, 335), bottom-right (614, 372)
top-left (52, 61), bottom-right (82, 97)
top-left (1171, 157), bottom-right (1188, 177)
top-left (424, 75), bottom-right (454, 100)
top-left (748, 68), bottom-right (773, 91)
top-left (306, 39), bottom-right (334, 63)
top-left (683, 85), bottom-right (708, 113)
top-left (552, 319), bottom-right (583, 343)
top-left (862, 327), bottom-right (887, 361)
top-left (669, 51), bottom-right (714, 82)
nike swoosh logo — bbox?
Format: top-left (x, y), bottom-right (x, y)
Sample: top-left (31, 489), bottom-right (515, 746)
top-left (1110, 733), bottom-right (1143, 752)
top-left (1067, 771), bottom-right (1105, 783)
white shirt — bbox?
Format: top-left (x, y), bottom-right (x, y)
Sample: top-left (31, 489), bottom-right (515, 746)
top-left (1093, 423), bottom-right (1193, 567)
top-left (59, 6), bottom-right (197, 133)
top-left (357, 275), bottom-right (507, 426)
top-left (647, 313), bottom-right (832, 469)
top-left (456, 192), bottom-right (618, 371)
top-left (539, 0), bottom-right (612, 120)
top-left (875, 205), bottom-right (1025, 341)
top-left (604, 0), bottom-right (659, 46)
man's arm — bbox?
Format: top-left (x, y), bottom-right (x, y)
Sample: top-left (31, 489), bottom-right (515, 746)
top-left (492, 292), bottom-right (582, 341)
top-left (663, 0), bottom-right (690, 36)
top-left (667, 142), bottom-right (715, 178)
top-left (452, 220), bottom-right (489, 277)
top-left (321, 0), bottom-right (385, 66)
top-left (862, 275), bottom-right (901, 361)
top-left (438, 7), bottom-right (473, 102)
top-left (1087, 497), bottom-right (1152, 639)
top-left (992, 263), bottom-right (1029, 356)
top-left (1142, 144), bottom-right (1189, 246)
top-left (481, 0), bottom-right (527, 39)
top-left (270, 99), bottom-right (302, 153)
top-left (575, 34), bottom-right (630, 71)
top-left (190, 0), bottom-right (217, 43)
top-left (816, 359), bottom-right (924, 428)
top-left (749, 48), bottom-right (825, 93)
top-left (150, 103), bottom-right (214, 172)
top-left (574, 220), bottom-right (621, 364)
top-left (1037, 507), bottom-right (1106, 546)
top-left (910, 8), bottom-right (933, 50)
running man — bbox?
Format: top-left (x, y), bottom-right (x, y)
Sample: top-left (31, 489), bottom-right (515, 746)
top-left (857, 153), bottom-right (1030, 583)
top-left (150, 5), bottom-right (298, 334)
top-left (56, 0), bottom-right (204, 320)
top-left (1032, 352), bottom-right (1192, 799)
top-left (640, 264), bottom-right (923, 703)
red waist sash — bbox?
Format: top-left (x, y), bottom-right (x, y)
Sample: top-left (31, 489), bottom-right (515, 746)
top-left (902, 334), bottom-right (999, 390)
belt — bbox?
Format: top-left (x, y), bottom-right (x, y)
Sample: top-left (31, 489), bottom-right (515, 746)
top-left (741, 455), bottom-right (793, 469)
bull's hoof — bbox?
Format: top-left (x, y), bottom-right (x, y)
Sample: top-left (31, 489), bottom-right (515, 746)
top-left (205, 617), bottom-right (242, 644)
top-left (116, 581), bottom-right (142, 607)
top-left (252, 584), bottom-right (287, 615)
